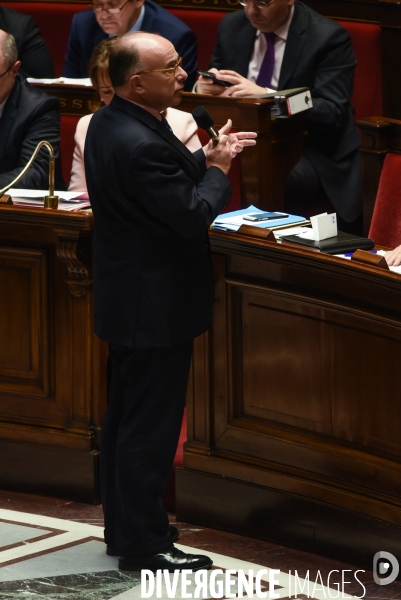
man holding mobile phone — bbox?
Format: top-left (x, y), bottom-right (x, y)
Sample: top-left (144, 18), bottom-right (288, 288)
top-left (196, 0), bottom-right (363, 236)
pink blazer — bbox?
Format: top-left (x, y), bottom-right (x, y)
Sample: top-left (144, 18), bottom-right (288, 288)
top-left (68, 107), bottom-right (202, 192)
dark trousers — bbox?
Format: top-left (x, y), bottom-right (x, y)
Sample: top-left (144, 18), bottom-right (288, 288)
top-left (100, 340), bottom-right (193, 556)
top-left (285, 154), bottom-right (363, 236)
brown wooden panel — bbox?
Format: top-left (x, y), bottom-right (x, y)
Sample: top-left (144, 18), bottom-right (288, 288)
top-left (0, 206), bottom-right (106, 502)
top-left (239, 289), bottom-right (332, 432)
top-left (0, 247), bottom-right (49, 395)
top-left (178, 231), bottom-right (401, 564)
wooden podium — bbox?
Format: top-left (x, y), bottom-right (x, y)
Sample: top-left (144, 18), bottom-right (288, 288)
top-left (0, 205), bottom-right (106, 503)
top-left (176, 230), bottom-right (401, 568)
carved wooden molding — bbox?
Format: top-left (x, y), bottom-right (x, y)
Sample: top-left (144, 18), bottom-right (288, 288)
top-left (55, 229), bottom-right (92, 297)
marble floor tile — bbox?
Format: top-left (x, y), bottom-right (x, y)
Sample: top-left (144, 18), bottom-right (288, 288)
top-left (0, 490), bottom-right (400, 600)
top-left (0, 522), bottom-right (51, 549)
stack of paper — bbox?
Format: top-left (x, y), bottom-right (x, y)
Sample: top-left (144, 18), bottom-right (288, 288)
top-left (9, 189), bottom-right (90, 212)
top-left (212, 205), bottom-right (309, 232)
top-left (27, 77), bottom-right (92, 86)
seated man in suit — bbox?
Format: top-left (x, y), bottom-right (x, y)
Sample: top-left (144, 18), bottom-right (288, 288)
top-left (197, 0), bottom-right (363, 235)
top-left (63, 0), bottom-right (198, 90)
top-left (0, 6), bottom-right (54, 78)
top-left (0, 30), bottom-right (63, 191)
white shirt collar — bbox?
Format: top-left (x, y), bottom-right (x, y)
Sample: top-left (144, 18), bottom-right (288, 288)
top-left (255, 4), bottom-right (294, 41)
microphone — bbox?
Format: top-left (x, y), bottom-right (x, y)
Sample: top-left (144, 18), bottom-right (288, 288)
top-left (192, 106), bottom-right (219, 142)
top-left (0, 140), bottom-right (59, 209)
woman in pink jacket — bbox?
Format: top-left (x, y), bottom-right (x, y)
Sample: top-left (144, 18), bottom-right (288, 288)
top-left (68, 37), bottom-right (201, 192)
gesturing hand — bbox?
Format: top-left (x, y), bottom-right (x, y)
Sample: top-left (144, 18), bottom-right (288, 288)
top-left (218, 119), bottom-right (257, 156)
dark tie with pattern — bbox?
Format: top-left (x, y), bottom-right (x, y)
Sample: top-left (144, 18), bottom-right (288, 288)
top-left (256, 32), bottom-right (276, 88)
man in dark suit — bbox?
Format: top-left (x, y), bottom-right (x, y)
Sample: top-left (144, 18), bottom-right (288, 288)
top-left (0, 6), bottom-right (54, 78)
top-left (63, 0), bottom-right (198, 90)
top-left (197, 0), bottom-right (362, 234)
top-left (85, 31), bottom-right (255, 571)
top-left (0, 30), bottom-right (63, 191)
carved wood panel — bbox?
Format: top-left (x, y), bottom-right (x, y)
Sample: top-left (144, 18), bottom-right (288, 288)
top-left (0, 247), bottom-right (49, 397)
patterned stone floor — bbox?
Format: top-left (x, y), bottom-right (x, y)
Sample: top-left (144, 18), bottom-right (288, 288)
top-left (0, 491), bottom-right (400, 600)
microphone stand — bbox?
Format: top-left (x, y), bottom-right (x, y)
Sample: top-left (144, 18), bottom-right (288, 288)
top-left (0, 141), bottom-right (59, 209)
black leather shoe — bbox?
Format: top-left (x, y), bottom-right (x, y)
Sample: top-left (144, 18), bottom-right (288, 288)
top-left (106, 525), bottom-right (179, 556)
top-left (118, 545), bottom-right (212, 572)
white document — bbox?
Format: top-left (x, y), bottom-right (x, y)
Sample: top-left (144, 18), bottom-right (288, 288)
top-left (27, 77), bottom-right (92, 86)
top-left (286, 89), bottom-right (313, 115)
top-left (274, 226), bottom-right (312, 239)
top-left (9, 188), bottom-right (87, 202)
top-left (309, 212), bottom-right (337, 241)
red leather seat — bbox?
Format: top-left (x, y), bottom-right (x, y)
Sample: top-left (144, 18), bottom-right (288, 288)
top-left (368, 152), bottom-right (401, 247)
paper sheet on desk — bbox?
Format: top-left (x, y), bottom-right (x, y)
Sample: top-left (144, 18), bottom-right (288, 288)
top-left (27, 77), bottom-right (92, 86)
top-left (9, 189), bottom-right (90, 211)
top-left (9, 189), bottom-right (87, 202)
top-left (274, 226), bottom-right (312, 239)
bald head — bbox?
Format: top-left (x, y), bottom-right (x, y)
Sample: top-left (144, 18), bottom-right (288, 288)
top-left (0, 30), bottom-right (20, 105)
top-left (109, 32), bottom-right (171, 91)
top-left (0, 30), bottom-right (18, 67)
top-left (108, 31), bottom-right (186, 112)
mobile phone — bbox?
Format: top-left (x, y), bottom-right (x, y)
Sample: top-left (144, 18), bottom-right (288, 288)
top-left (243, 212), bottom-right (289, 222)
top-left (197, 70), bottom-right (234, 87)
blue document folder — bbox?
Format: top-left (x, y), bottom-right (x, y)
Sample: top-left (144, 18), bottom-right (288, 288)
top-left (212, 205), bottom-right (308, 232)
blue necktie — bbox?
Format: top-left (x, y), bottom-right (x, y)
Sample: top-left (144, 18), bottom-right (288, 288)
top-left (256, 32), bottom-right (275, 88)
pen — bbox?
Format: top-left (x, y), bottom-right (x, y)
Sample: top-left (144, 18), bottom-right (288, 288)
top-left (344, 250), bottom-right (377, 257)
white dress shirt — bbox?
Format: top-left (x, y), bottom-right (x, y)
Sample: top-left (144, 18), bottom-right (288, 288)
top-left (247, 4), bottom-right (294, 91)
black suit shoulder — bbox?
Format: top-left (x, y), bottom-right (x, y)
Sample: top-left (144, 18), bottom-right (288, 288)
top-left (209, 10), bottom-right (255, 74)
top-left (0, 75), bottom-right (62, 190)
top-left (0, 6), bottom-right (54, 78)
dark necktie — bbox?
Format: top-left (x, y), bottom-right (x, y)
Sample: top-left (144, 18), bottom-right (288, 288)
top-left (161, 114), bottom-right (173, 132)
top-left (256, 32), bottom-right (276, 88)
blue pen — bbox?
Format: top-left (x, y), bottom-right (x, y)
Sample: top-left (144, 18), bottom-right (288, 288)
top-left (344, 250), bottom-right (377, 257)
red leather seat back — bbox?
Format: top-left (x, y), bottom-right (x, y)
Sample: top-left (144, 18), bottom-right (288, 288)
top-left (169, 9), bottom-right (225, 70)
top-left (337, 21), bottom-right (382, 120)
top-left (369, 153), bottom-right (401, 247)
top-left (2, 2), bottom-right (88, 77)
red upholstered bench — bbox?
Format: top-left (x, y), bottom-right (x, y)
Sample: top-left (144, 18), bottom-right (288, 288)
top-left (2, 2), bottom-right (88, 77)
top-left (337, 20), bottom-right (382, 120)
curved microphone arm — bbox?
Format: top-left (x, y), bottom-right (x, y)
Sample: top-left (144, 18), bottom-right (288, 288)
top-left (0, 140), bottom-right (59, 209)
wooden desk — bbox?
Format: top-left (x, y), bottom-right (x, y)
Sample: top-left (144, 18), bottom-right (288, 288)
top-left (33, 83), bottom-right (307, 212)
top-left (0, 205), bottom-right (106, 503)
top-left (176, 230), bottom-right (401, 567)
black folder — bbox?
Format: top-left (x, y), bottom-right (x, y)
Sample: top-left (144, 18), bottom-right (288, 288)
top-left (280, 230), bottom-right (375, 254)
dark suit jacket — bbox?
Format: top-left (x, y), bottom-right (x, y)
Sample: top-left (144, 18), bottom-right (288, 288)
top-left (63, 0), bottom-right (198, 90)
top-left (85, 95), bottom-right (231, 348)
top-left (210, 2), bottom-right (362, 222)
top-left (0, 75), bottom-right (64, 190)
top-left (0, 6), bottom-right (54, 78)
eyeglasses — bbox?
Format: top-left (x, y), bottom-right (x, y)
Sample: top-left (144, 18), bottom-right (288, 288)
top-left (0, 64), bottom-right (12, 79)
top-left (136, 56), bottom-right (183, 77)
top-left (93, 0), bottom-right (131, 14)
top-left (239, 0), bottom-right (276, 8)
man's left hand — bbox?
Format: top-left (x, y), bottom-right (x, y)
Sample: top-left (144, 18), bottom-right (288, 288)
top-left (215, 70), bottom-right (269, 97)
top-left (385, 245), bottom-right (401, 266)
top-left (219, 119), bottom-right (257, 156)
